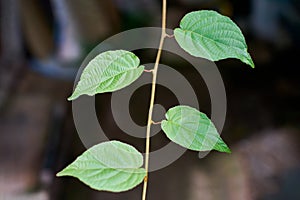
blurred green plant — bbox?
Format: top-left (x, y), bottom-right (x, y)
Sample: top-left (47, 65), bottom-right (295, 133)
top-left (57, 1), bottom-right (254, 199)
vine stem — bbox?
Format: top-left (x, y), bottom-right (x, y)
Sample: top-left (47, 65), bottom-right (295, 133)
top-left (142, 0), bottom-right (167, 200)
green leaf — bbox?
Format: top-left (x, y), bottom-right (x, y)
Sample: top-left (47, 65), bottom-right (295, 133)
top-left (174, 10), bottom-right (254, 68)
top-left (57, 141), bottom-right (146, 192)
top-left (161, 105), bottom-right (231, 153)
top-left (69, 50), bottom-right (145, 100)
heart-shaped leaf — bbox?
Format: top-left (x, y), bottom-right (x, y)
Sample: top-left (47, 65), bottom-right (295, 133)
top-left (161, 105), bottom-right (231, 153)
top-left (69, 50), bottom-right (145, 100)
top-left (57, 141), bottom-right (146, 192)
top-left (174, 10), bottom-right (254, 68)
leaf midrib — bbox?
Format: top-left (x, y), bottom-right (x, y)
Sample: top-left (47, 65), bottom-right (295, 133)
top-left (78, 51), bottom-right (138, 90)
top-left (80, 66), bottom-right (142, 93)
top-left (164, 118), bottom-right (212, 139)
top-left (178, 29), bottom-right (247, 56)
top-left (73, 167), bottom-right (145, 171)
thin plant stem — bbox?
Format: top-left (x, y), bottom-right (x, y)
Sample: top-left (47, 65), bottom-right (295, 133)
top-left (142, 0), bottom-right (167, 200)
top-left (151, 120), bottom-right (162, 125)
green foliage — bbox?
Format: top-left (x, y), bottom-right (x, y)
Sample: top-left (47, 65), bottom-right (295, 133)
top-left (161, 105), bottom-right (231, 153)
top-left (59, 7), bottom-right (253, 198)
top-left (57, 141), bottom-right (146, 192)
top-left (174, 10), bottom-right (254, 68)
top-left (68, 50), bottom-right (144, 100)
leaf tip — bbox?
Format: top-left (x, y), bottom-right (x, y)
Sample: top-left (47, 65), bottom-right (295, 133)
top-left (56, 170), bottom-right (65, 177)
top-left (56, 167), bottom-right (73, 177)
top-left (67, 93), bottom-right (78, 101)
top-left (248, 59), bottom-right (255, 69)
top-left (224, 147), bottom-right (232, 154)
top-left (213, 137), bottom-right (232, 154)
top-left (219, 144), bottom-right (232, 154)
top-left (244, 53), bottom-right (255, 68)
top-left (214, 146), bottom-right (232, 154)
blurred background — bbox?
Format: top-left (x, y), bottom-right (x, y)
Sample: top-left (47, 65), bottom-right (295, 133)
top-left (0, 0), bottom-right (300, 199)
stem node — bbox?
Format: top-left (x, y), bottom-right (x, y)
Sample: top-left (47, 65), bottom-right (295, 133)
top-left (151, 120), bottom-right (162, 125)
top-left (144, 69), bottom-right (154, 73)
top-left (165, 34), bottom-right (174, 38)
